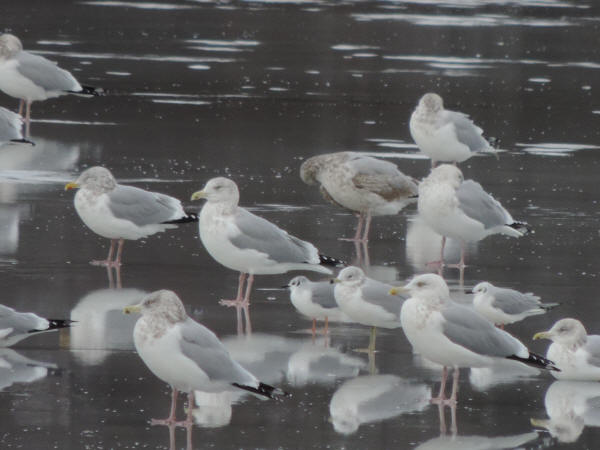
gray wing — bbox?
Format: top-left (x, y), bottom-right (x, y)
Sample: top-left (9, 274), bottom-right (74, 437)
top-left (443, 110), bottom-right (490, 152)
top-left (489, 286), bottom-right (541, 315)
top-left (0, 305), bottom-right (46, 337)
top-left (308, 281), bottom-right (337, 309)
top-left (348, 155), bottom-right (418, 201)
top-left (230, 208), bottom-right (318, 264)
top-left (179, 319), bottom-right (255, 384)
top-left (457, 180), bottom-right (513, 229)
top-left (107, 185), bottom-right (184, 227)
top-left (16, 51), bottom-right (80, 92)
top-left (441, 303), bottom-right (523, 357)
top-left (0, 107), bottom-right (22, 142)
top-left (362, 278), bottom-right (405, 317)
top-left (584, 336), bottom-right (600, 368)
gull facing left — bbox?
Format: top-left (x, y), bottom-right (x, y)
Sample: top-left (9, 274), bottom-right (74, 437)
top-left (124, 290), bottom-right (285, 426)
top-left (0, 304), bottom-right (72, 347)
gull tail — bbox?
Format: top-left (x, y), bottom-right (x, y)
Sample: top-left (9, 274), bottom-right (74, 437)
top-left (509, 221), bottom-right (532, 236)
top-left (69, 85), bottom-right (105, 97)
top-left (10, 138), bottom-right (35, 145)
top-left (319, 254), bottom-right (346, 268)
top-left (162, 212), bottom-right (199, 224)
top-left (541, 302), bottom-right (560, 311)
top-left (232, 382), bottom-right (289, 399)
top-left (507, 352), bottom-right (559, 371)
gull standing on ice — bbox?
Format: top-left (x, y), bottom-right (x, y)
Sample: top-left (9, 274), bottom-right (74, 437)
top-left (472, 281), bottom-right (558, 329)
top-left (0, 107), bottom-right (31, 145)
top-left (533, 318), bottom-right (600, 381)
top-left (418, 164), bottom-right (529, 278)
top-left (390, 274), bottom-right (558, 405)
top-left (124, 290), bottom-right (285, 426)
top-left (285, 275), bottom-right (350, 337)
top-left (191, 177), bottom-right (342, 334)
top-left (0, 304), bottom-right (72, 347)
top-left (409, 93), bottom-right (494, 167)
top-left (300, 152), bottom-right (418, 243)
top-left (65, 166), bottom-right (197, 267)
top-left (334, 266), bottom-right (405, 354)
top-left (0, 34), bottom-right (102, 137)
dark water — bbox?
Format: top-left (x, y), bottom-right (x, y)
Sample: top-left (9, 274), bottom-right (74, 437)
top-left (1, 0), bottom-right (600, 448)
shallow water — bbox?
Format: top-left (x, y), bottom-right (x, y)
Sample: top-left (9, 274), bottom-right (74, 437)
top-left (1, 0), bottom-right (600, 448)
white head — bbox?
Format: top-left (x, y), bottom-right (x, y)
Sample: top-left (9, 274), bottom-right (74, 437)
top-left (66, 166), bottom-right (117, 193)
top-left (288, 276), bottom-right (310, 290)
top-left (417, 93), bottom-right (444, 113)
top-left (427, 164), bottom-right (464, 189)
top-left (534, 318), bottom-right (588, 349)
top-left (335, 266), bottom-right (366, 288)
top-left (0, 34), bottom-right (23, 59)
top-left (124, 289), bottom-right (187, 324)
top-left (191, 177), bottom-right (240, 206)
top-left (472, 282), bottom-right (494, 296)
top-left (402, 274), bottom-right (450, 305)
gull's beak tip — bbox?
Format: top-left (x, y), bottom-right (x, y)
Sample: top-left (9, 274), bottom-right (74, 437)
top-left (191, 190), bottom-right (206, 201)
top-left (64, 182), bottom-right (79, 191)
top-left (533, 331), bottom-right (549, 341)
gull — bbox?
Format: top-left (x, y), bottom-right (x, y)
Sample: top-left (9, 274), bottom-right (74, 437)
top-left (285, 275), bottom-right (350, 337)
top-left (65, 166), bottom-right (197, 267)
top-left (123, 290), bottom-right (285, 426)
top-left (472, 281), bottom-right (558, 329)
top-left (533, 318), bottom-right (600, 380)
top-left (418, 164), bottom-right (529, 278)
top-left (409, 93), bottom-right (494, 167)
top-left (0, 34), bottom-right (102, 137)
top-left (191, 177), bottom-right (342, 334)
top-left (334, 266), bottom-right (405, 354)
top-left (0, 304), bottom-right (72, 347)
top-left (0, 107), bottom-right (31, 145)
top-left (390, 273), bottom-right (558, 405)
top-left (300, 151), bottom-right (418, 242)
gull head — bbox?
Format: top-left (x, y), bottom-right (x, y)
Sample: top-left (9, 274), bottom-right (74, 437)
top-left (418, 93), bottom-right (444, 113)
top-left (335, 266), bottom-right (366, 288)
top-left (65, 166), bottom-right (117, 193)
top-left (471, 281), bottom-right (493, 296)
top-left (401, 274), bottom-right (450, 304)
top-left (287, 275), bottom-right (310, 290)
top-left (533, 318), bottom-right (588, 349)
top-left (0, 34), bottom-right (22, 59)
top-left (191, 177), bottom-right (239, 205)
top-left (124, 289), bottom-right (187, 324)
top-left (428, 164), bottom-right (463, 189)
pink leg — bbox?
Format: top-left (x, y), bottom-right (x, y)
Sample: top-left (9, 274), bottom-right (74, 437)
top-left (25, 101), bottom-right (31, 138)
top-left (17, 99), bottom-right (24, 116)
top-left (444, 367), bottom-right (460, 406)
top-left (431, 366), bottom-right (448, 404)
top-left (91, 239), bottom-right (117, 267)
top-left (242, 274), bottom-right (254, 334)
top-left (311, 318), bottom-right (317, 341)
top-left (340, 213), bottom-right (365, 242)
top-left (219, 272), bottom-right (247, 335)
top-left (114, 238), bottom-right (125, 266)
top-left (361, 212), bottom-right (372, 243)
top-left (151, 387), bottom-right (179, 425)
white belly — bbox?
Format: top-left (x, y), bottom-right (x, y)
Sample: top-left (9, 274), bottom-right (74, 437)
top-left (334, 285), bottom-right (400, 329)
top-left (410, 117), bottom-right (472, 163)
top-left (0, 60), bottom-right (53, 101)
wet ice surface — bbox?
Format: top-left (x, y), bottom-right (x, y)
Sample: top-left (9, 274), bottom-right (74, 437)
top-left (1, 0), bottom-right (600, 448)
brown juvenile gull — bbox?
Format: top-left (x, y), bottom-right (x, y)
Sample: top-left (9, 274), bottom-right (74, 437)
top-left (0, 34), bottom-right (102, 137)
top-left (300, 152), bottom-right (418, 243)
top-left (65, 166), bottom-right (197, 267)
top-left (0, 304), bottom-right (73, 347)
top-left (409, 93), bottom-right (495, 167)
top-left (124, 290), bottom-right (285, 426)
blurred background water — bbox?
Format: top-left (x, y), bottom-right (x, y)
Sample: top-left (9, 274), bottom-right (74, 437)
top-left (1, 0), bottom-right (599, 448)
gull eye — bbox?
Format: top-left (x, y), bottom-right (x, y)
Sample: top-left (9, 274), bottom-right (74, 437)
top-left (417, 281), bottom-right (425, 287)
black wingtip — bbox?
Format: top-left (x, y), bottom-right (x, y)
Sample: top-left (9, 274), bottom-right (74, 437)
top-left (319, 254), bottom-right (346, 268)
top-left (507, 352), bottom-right (560, 372)
top-left (510, 221), bottom-right (532, 235)
top-left (9, 138), bottom-right (35, 146)
top-left (162, 212), bottom-right (199, 225)
top-left (28, 319), bottom-right (75, 334)
top-left (68, 85), bottom-right (105, 97)
top-left (232, 382), bottom-right (290, 399)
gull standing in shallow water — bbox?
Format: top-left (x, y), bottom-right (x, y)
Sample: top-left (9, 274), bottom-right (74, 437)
top-left (191, 177), bottom-right (342, 334)
top-left (409, 93), bottom-right (494, 167)
top-left (0, 107), bottom-right (31, 145)
top-left (300, 152), bottom-right (418, 243)
top-left (124, 290), bottom-right (285, 426)
top-left (390, 274), bottom-right (558, 405)
top-left (418, 164), bottom-right (529, 280)
top-left (533, 318), bottom-right (600, 381)
top-left (472, 281), bottom-right (559, 329)
top-left (0, 34), bottom-right (102, 137)
top-left (0, 304), bottom-right (73, 347)
top-left (65, 166), bottom-right (197, 267)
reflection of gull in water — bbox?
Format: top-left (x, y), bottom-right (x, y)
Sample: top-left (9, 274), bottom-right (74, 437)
top-left (414, 430), bottom-right (539, 450)
top-left (0, 348), bottom-right (57, 391)
top-left (286, 340), bottom-right (365, 387)
top-left (0, 107), bottom-right (29, 145)
top-left (70, 288), bottom-right (147, 365)
top-left (469, 360), bottom-right (539, 391)
top-left (193, 391), bottom-right (238, 428)
top-left (531, 380), bottom-right (600, 443)
top-left (329, 375), bottom-right (430, 435)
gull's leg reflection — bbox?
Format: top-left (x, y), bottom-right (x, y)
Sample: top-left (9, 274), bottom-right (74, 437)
top-left (152, 387), bottom-right (179, 426)
top-left (24, 100), bottom-right (31, 138)
top-left (219, 272), bottom-right (248, 335)
top-left (340, 213), bottom-right (364, 243)
top-left (106, 264), bottom-right (123, 289)
top-left (323, 316), bottom-right (329, 338)
top-left (368, 349), bottom-right (377, 375)
top-left (17, 99), bottom-right (23, 116)
top-left (241, 274), bottom-right (253, 334)
top-left (353, 241), bottom-right (371, 269)
top-left (437, 401), bottom-right (458, 435)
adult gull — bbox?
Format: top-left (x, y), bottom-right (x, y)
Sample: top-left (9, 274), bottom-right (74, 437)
top-left (0, 304), bottom-right (72, 347)
top-left (390, 274), bottom-right (558, 404)
top-left (300, 151), bottom-right (418, 242)
top-left (409, 93), bottom-right (494, 167)
top-left (124, 290), bottom-right (285, 426)
top-left (65, 166), bottom-right (197, 267)
top-left (0, 34), bottom-right (102, 137)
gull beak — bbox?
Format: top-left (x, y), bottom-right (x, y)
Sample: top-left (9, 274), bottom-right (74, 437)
top-left (191, 190), bottom-right (207, 201)
top-left (533, 331), bottom-right (551, 341)
top-left (331, 278), bottom-right (341, 284)
top-left (123, 304), bottom-right (142, 315)
top-left (530, 418), bottom-right (549, 429)
top-left (389, 286), bottom-right (408, 296)
top-left (64, 182), bottom-right (79, 191)
top-left (281, 285), bottom-right (290, 289)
